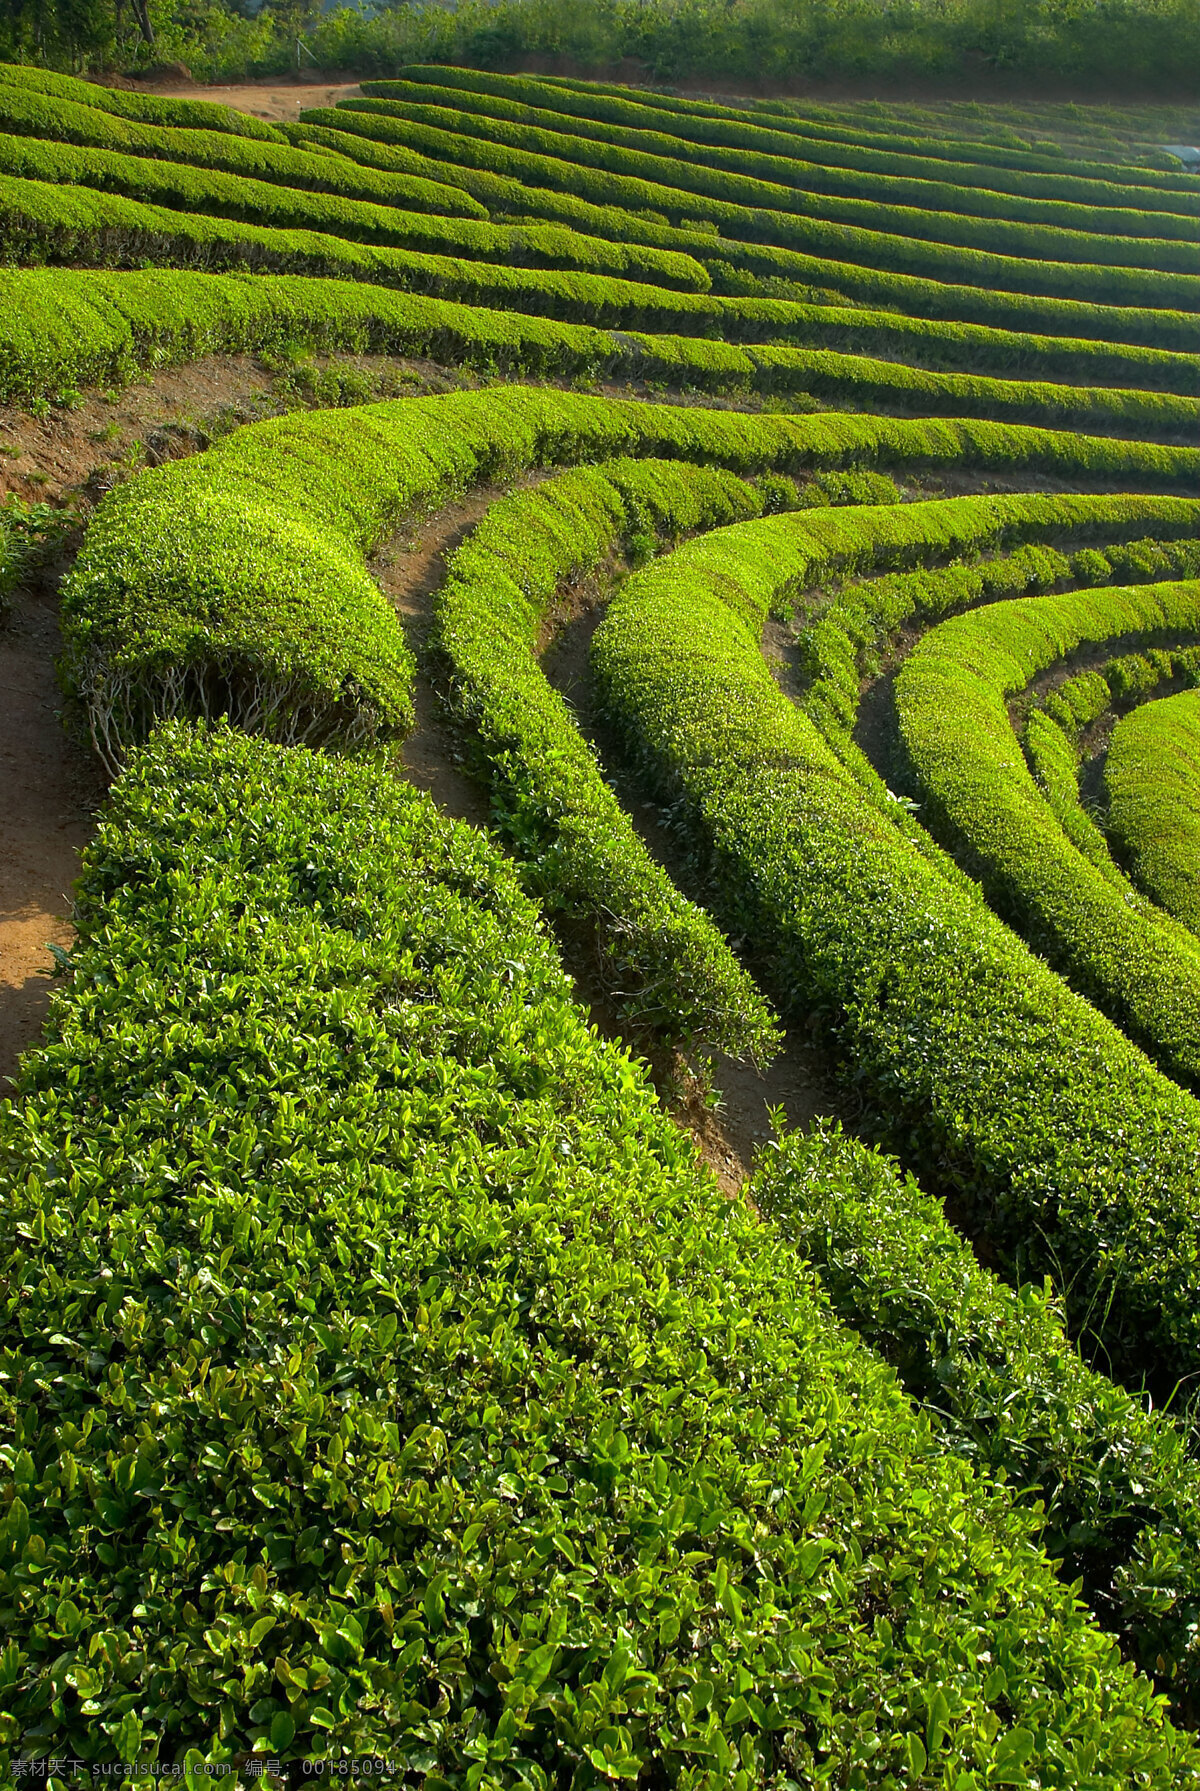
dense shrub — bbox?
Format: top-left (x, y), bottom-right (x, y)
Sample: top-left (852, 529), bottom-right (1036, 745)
top-left (330, 96), bottom-right (1200, 313)
top-left (362, 76), bottom-right (1200, 277)
top-left (397, 67), bottom-right (1200, 224)
top-left (303, 104), bottom-right (1200, 349)
top-left (1107, 689), bottom-right (1200, 933)
top-left (7, 721), bottom-right (1194, 1781)
top-left (896, 577), bottom-right (1200, 1088)
top-left (436, 454), bottom-right (779, 1056)
top-left (590, 502), bottom-right (1200, 1393)
top-left (753, 1122), bottom-right (1200, 1715)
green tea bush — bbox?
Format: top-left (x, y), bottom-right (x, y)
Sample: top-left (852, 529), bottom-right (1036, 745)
top-left (793, 499), bottom-right (1200, 747)
top-left (0, 491), bottom-right (79, 619)
top-left (0, 136), bottom-right (708, 287)
top-left (538, 74), bottom-right (1200, 207)
top-left (330, 97), bottom-right (1200, 315)
top-left (363, 77), bottom-right (1200, 277)
top-left (0, 99), bottom-right (486, 217)
top-left (58, 389), bottom-right (1200, 775)
top-left (0, 178), bottom-right (730, 325)
top-left (0, 59), bottom-right (287, 141)
top-left (303, 105), bottom-right (1200, 350)
top-left (753, 1122), bottom-right (1200, 1715)
top-left (896, 578), bottom-right (1200, 1089)
top-left (739, 342), bottom-right (1199, 438)
top-left (12, 220), bottom-right (1193, 408)
top-left (2, 718), bottom-right (1195, 1783)
top-left (0, 268), bottom-right (622, 406)
top-left (1107, 689), bottom-right (1200, 934)
top-left (8, 272), bottom-right (1200, 502)
top-left (590, 505), bottom-right (1200, 1394)
top-left (397, 68), bottom-right (1200, 228)
top-left (0, 77), bottom-right (487, 218)
top-left (60, 421), bottom-right (419, 772)
top-left (1024, 643), bottom-right (1200, 892)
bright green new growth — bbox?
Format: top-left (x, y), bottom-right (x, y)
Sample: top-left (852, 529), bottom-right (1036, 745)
top-left (1022, 636), bottom-right (1200, 885)
top-left (5, 267), bottom-right (1198, 416)
top-left (0, 133), bottom-right (709, 286)
top-left (363, 76), bottom-right (1200, 278)
top-left (896, 579), bottom-right (1200, 1089)
top-left (61, 387), bottom-right (1200, 778)
top-left (753, 1122), bottom-right (1200, 1710)
top-left (0, 97), bottom-right (486, 215)
top-left (1108, 689), bottom-right (1200, 934)
top-left (60, 417), bottom-right (419, 772)
top-left (589, 506), bottom-right (1200, 1391)
top-left (333, 93), bottom-right (1200, 315)
top-left (421, 68), bottom-right (1200, 215)
top-left (0, 58), bottom-right (287, 140)
top-left (792, 502), bottom-right (1200, 750)
top-left (2, 719), bottom-right (1196, 1784)
top-left (8, 55), bottom-right (1200, 1782)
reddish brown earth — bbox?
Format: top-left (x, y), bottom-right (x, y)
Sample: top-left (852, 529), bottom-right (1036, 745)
top-left (0, 587), bottom-right (105, 1090)
top-left (0, 357), bottom-right (309, 1089)
top-left (0, 356), bottom-right (276, 505)
top-left (163, 81), bottom-right (362, 124)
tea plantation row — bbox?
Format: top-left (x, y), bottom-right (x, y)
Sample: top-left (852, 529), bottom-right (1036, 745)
top-left (6, 61), bottom-right (1200, 1787)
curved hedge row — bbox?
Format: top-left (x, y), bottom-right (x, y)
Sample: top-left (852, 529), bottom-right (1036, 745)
top-left (62, 428), bottom-right (779, 1059)
top-left (0, 135), bottom-right (709, 287)
top-left (0, 79), bottom-right (486, 219)
top-left (753, 1122), bottom-right (1200, 1715)
top-left (793, 502), bottom-right (1200, 749)
top-left (364, 77), bottom-right (1200, 276)
top-left (588, 504), bottom-right (1200, 1395)
top-left (401, 67), bottom-right (1200, 226)
top-left (5, 718), bottom-right (1192, 1783)
top-left (60, 442), bottom-right (418, 776)
top-left (8, 272), bottom-right (1199, 487)
top-left (333, 96), bottom-right (1200, 313)
top-left (1025, 644), bottom-right (1200, 891)
top-left (0, 178), bottom-right (740, 325)
top-left (896, 579), bottom-right (1200, 1089)
top-left (300, 108), bottom-right (1200, 350)
top-left (64, 390), bottom-right (1200, 1048)
top-left (701, 341), bottom-right (1200, 439)
top-left (1107, 689), bottom-right (1200, 935)
top-left (0, 268), bottom-right (618, 405)
top-left (0, 58), bottom-right (286, 140)
top-left (436, 456), bottom-right (780, 1057)
top-left (10, 236), bottom-right (1197, 418)
top-left (541, 73), bottom-right (1200, 205)
top-left (61, 384), bottom-right (1200, 759)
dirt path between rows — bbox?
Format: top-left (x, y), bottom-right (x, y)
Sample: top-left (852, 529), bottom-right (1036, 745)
top-left (177, 82), bottom-right (363, 124)
top-left (0, 590), bottom-right (104, 1089)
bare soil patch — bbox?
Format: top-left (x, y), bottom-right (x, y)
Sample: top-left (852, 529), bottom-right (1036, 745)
top-left (369, 482), bottom-right (534, 833)
top-left (111, 77), bottom-right (363, 125)
top-left (0, 351), bottom-right (470, 508)
top-left (0, 356), bottom-right (278, 506)
top-left (0, 588), bottom-right (105, 1090)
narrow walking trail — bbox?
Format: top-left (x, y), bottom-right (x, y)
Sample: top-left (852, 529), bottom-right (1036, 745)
top-left (0, 588), bottom-right (103, 1088)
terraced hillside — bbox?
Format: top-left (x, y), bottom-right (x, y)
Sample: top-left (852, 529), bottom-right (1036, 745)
top-left (3, 60), bottom-right (1200, 1788)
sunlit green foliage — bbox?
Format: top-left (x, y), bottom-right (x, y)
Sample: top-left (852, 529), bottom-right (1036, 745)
top-left (1108, 689), bottom-right (1200, 933)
